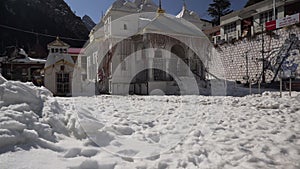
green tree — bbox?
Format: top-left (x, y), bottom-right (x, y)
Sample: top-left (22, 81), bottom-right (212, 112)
top-left (244, 0), bottom-right (264, 7)
top-left (207, 0), bottom-right (233, 26)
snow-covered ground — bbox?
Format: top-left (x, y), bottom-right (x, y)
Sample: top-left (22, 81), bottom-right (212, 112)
top-left (0, 75), bottom-right (300, 169)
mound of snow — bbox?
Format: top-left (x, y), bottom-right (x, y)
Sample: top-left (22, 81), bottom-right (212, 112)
top-left (0, 74), bottom-right (7, 84)
top-left (71, 160), bottom-right (116, 169)
top-left (0, 80), bottom-right (84, 151)
top-left (0, 81), bottom-right (52, 116)
top-left (0, 103), bottom-right (59, 150)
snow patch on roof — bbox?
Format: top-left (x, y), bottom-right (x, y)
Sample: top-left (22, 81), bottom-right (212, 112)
top-left (7, 49), bottom-right (46, 63)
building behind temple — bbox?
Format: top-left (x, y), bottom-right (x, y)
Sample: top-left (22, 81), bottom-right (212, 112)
top-left (219, 0), bottom-right (300, 42)
top-left (0, 46), bottom-right (46, 85)
top-left (44, 37), bottom-right (82, 96)
top-left (209, 0), bottom-right (300, 87)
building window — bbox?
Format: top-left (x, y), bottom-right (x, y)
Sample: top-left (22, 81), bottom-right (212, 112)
top-left (104, 16), bottom-right (112, 36)
top-left (260, 10), bottom-right (277, 25)
top-left (124, 24), bottom-right (127, 30)
top-left (120, 52), bottom-right (127, 71)
top-left (120, 40), bottom-right (132, 71)
top-left (224, 22), bottom-right (236, 34)
top-left (81, 56), bottom-right (87, 71)
top-left (22, 68), bottom-right (27, 75)
top-left (87, 56), bottom-right (92, 79)
top-left (285, 2), bottom-right (300, 16)
top-left (142, 47), bottom-right (146, 60)
top-left (153, 50), bottom-right (166, 81)
top-left (121, 61), bottom-right (126, 71)
top-left (109, 80), bottom-right (112, 93)
top-left (56, 73), bottom-right (70, 94)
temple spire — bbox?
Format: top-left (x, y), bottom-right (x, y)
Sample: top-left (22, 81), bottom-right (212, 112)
top-left (159, 0), bottom-right (162, 9)
top-left (157, 0), bottom-right (165, 14)
top-left (183, 0), bottom-right (187, 9)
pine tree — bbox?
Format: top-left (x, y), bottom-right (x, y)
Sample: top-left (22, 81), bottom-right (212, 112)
top-left (207, 0), bottom-right (233, 26)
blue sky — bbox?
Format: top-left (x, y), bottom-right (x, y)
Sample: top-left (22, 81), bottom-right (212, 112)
top-left (64, 0), bottom-right (248, 23)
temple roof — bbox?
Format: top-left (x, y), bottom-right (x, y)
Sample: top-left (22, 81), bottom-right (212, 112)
top-left (138, 0), bottom-right (158, 12)
top-left (111, 0), bottom-right (126, 9)
top-left (44, 53), bottom-right (74, 68)
top-left (47, 37), bottom-right (70, 48)
top-left (91, 1), bottom-right (207, 39)
top-left (141, 13), bottom-right (206, 37)
top-left (107, 0), bottom-right (157, 14)
top-left (110, 0), bottom-right (138, 12)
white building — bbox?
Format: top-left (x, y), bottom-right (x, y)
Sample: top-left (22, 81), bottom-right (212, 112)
top-left (44, 37), bottom-right (75, 96)
top-left (76, 0), bottom-right (218, 95)
top-left (215, 0), bottom-right (300, 84)
top-left (219, 0), bottom-right (300, 42)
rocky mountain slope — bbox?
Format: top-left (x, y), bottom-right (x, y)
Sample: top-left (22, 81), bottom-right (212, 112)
top-left (0, 0), bottom-right (90, 57)
top-left (82, 15), bottom-right (96, 32)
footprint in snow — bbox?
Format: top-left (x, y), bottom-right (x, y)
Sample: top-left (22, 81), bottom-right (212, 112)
top-left (80, 149), bottom-right (99, 157)
top-left (117, 149), bottom-right (139, 157)
top-left (64, 148), bottom-right (99, 158)
top-left (64, 148), bottom-right (81, 158)
top-left (70, 160), bottom-right (116, 169)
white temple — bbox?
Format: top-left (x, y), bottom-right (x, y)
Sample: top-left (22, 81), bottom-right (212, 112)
top-left (73, 0), bottom-right (224, 96)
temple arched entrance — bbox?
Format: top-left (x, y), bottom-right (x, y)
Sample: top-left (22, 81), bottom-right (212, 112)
top-left (171, 44), bottom-right (188, 76)
top-left (130, 69), bottom-right (180, 95)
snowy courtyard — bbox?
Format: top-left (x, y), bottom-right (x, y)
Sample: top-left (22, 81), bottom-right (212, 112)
top-left (0, 76), bottom-right (300, 169)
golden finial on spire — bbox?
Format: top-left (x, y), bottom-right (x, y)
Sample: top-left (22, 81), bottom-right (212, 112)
top-left (157, 0), bottom-right (165, 14)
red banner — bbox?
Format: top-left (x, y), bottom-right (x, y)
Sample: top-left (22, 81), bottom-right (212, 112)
top-left (265, 20), bottom-right (276, 31)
